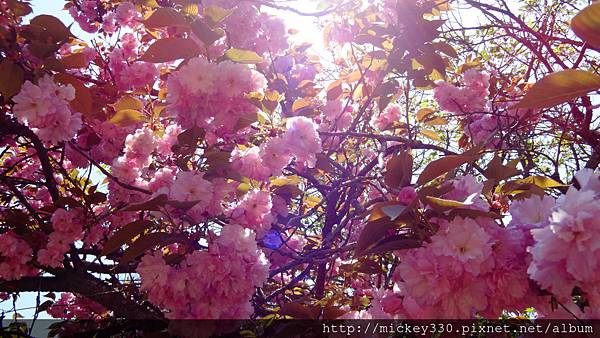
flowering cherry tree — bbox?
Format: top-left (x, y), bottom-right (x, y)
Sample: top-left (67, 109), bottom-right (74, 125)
top-left (0, 0), bottom-right (599, 335)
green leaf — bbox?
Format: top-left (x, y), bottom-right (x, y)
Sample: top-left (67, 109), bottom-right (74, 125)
top-left (355, 218), bottom-right (396, 255)
top-left (190, 18), bottom-right (224, 46)
top-left (60, 52), bottom-right (89, 69)
top-left (122, 194), bottom-right (168, 212)
top-left (224, 48), bottom-right (264, 64)
top-left (139, 38), bottom-right (202, 63)
top-left (514, 176), bottom-right (567, 189)
top-left (417, 153), bottom-right (479, 186)
top-left (109, 109), bottom-right (146, 126)
top-left (362, 236), bottom-right (421, 255)
top-left (0, 59), bottom-right (25, 99)
top-left (383, 150), bottom-right (413, 189)
top-left (571, 2), bottom-right (600, 49)
top-left (423, 196), bottom-right (471, 212)
top-left (144, 8), bottom-right (187, 29)
top-left (29, 15), bottom-right (71, 43)
top-left (514, 70), bottom-right (600, 109)
top-left (121, 232), bottom-right (170, 263)
top-left (101, 220), bottom-right (153, 256)
top-left (203, 5), bottom-right (234, 26)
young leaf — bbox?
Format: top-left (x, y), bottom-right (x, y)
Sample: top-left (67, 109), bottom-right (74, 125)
top-left (121, 232), bottom-right (170, 263)
top-left (513, 70), bottom-right (600, 109)
top-left (381, 204), bottom-right (407, 221)
top-left (423, 196), bottom-right (471, 212)
top-left (416, 107), bottom-right (435, 121)
top-left (421, 129), bottom-right (442, 142)
top-left (383, 151), bottom-right (413, 189)
top-left (111, 95), bottom-right (143, 112)
top-left (101, 220), bottom-right (154, 256)
top-left (203, 6), bottom-right (234, 26)
top-left (54, 73), bottom-right (93, 117)
top-left (29, 15), bottom-right (71, 43)
top-left (224, 48), bottom-right (264, 64)
top-left (60, 53), bottom-right (89, 69)
top-left (355, 218), bottom-right (396, 255)
top-left (139, 38), bottom-right (202, 63)
top-left (122, 194), bottom-right (168, 211)
top-left (0, 60), bottom-right (25, 99)
top-left (191, 19), bottom-right (224, 46)
top-left (362, 236), bottom-right (421, 255)
top-left (144, 8), bottom-right (187, 29)
top-left (571, 2), bottom-right (600, 49)
top-left (417, 153), bottom-right (479, 186)
top-left (109, 109), bottom-right (146, 126)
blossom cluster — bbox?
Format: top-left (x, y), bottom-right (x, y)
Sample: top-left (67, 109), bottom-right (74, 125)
top-left (231, 116), bottom-right (323, 182)
top-left (108, 33), bottom-right (158, 91)
top-left (371, 104), bottom-right (402, 131)
top-left (390, 216), bottom-right (536, 318)
top-left (0, 231), bottom-right (37, 280)
top-left (38, 208), bottom-right (85, 268)
top-left (167, 57), bottom-right (265, 139)
top-left (433, 69), bottom-right (540, 147)
top-left (528, 169), bottom-right (600, 316)
top-left (47, 293), bottom-right (108, 320)
top-left (207, 1), bottom-right (288, 56)
top-left (136, 224), bottom-right (269, 319)
top-left (345, 170), bottom-right (600, 319)
top-left (12, 75), bottom-right (82, 144)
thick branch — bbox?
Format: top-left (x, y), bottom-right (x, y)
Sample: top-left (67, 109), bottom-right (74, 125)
top-left (0, 272), bottom-right (161, 319)
top-left (0, 117), bottom-right (60, 201)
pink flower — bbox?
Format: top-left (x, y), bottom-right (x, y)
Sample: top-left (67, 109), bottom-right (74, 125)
top-left (442, 174), bottom-right (488, 211)
top-left (136, 224), bottom-right (269, 319)
top-left (169, 171), bottom-right (214, 220)
top-left (282, 117), bottom-right (322, 167)
top-left (509, 195), bottom-right (555, 225)
top-left (433, 69), bottom-right (490, 114)
top-left (38, 208), bottom-right (84, 268)
top-left (114, 2), bottom-right (139, 27)
top-left (371, 104), bottom-right (401, 130)
top-left (430, 218), bottom-right (493, 274)
top-left (12, 75), bottom-right (82, 143)
top-left (528, 170), bottom-right (600, 306)
top-left (166, 57), bottom-right (264, 138)
top-left (230, 146), bottom-right (270, 181)
top-left (124, 127), bottom-right (156, 163)
top-left (259, 138), bottom-right (292, 175)
top-left (0, 231), bottom-right (37, 280)
top-left (230, 190), bottom-right (273, 237)
top-left (398, 186), bottom-right (416, 205)
top-left (47, 293), bottom-right (107, 319)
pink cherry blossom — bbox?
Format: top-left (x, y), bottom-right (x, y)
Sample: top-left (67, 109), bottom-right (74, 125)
top-left (282, 116), bottom-right (322, 167)
top-left (13, 75), bottom-right (82, 144)
top-left (0, 231), bottom-right (37, 280)
top-left (137, 224), bottom-right (269, 319)
top-left (230, 146), bottom-right (270, 181)
top-left (230, 190), bottom-right (273, 237)
top-left (398, 186), bottom-right (417, 205)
